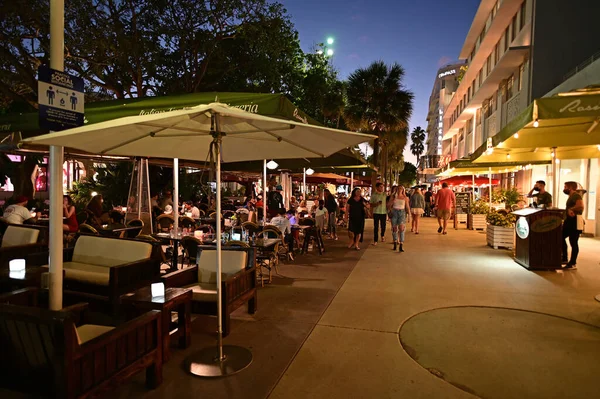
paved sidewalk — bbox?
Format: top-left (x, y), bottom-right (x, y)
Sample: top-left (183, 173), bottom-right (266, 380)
top-left (270, 217), bottom-right (600, 399)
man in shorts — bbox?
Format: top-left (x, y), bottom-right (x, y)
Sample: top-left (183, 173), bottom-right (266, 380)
top-left (434, 182), bottom-right (455, 235)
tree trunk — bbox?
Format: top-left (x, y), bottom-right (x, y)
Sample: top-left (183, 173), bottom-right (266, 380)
top-left (371, 137), bottom-right (380, 187)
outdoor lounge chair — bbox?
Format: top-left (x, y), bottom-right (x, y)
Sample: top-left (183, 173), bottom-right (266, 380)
top-left (0, 297), bottom-right (163, 398)
top-left (0, 225), bottom-right (46, 267)
top-left (162, 246), bottom-right (257, 337)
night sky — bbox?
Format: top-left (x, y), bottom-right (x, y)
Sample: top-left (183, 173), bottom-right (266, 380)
top-left (280, 0), bottom-right (481, 163)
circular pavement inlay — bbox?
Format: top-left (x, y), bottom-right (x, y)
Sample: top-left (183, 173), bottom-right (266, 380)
top-left (399, 307), bottom-right (600, 399)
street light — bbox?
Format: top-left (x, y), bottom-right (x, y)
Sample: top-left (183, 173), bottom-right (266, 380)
top-left (306, 168), bottom-right (315, 175)
top-left (266, 160), bottom-right (279, 170)
top-left (326, 37), bottom-right (334, 45)
top-left (326, 49), bottom-right (334, 56)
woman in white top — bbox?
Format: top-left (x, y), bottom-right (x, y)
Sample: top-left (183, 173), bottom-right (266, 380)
top-left (387, 186), bottom-right (411, 252)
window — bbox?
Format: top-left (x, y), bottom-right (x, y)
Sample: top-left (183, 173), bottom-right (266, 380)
top-left (476, 108), bottom-right (481, 125)
top-left (494, 43), bottom-right (500, 66)
top-left (490, 91), bottom-right (497, 112)
top-left (441, 79), bottom-right (446, 89)
top-left (518, 63), bottom-right (525, 91)
top-left (519, 2), bottom-right (526, 31)
top-left (491, 1), bottom-right (498, 20)
top-left (511, 15), bottom-right (517, 41)
top-left (470, 47), bottom-right (476, 63)
top-left (504, 28), bottom-right (509, 52)
top-left (479, 27), bottom-right (486, 44)
top-left (482, 100), bottom-right (490, 118)
top-left (507, 75), bottom-right (515, 99)
top-left (472, 80), bottom-right (476, 97)
top-left (486, 54), bottom-right (492, 75)
top-left (468, 85), bottom-right (471, 102)
top-left (478, 69), bottom-right (483, 87)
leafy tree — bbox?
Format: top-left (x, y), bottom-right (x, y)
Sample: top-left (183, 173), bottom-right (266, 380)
top-left (410, 126), bottom-right (426, 165)
top-left (398, 161), bottom-right (417, 187)
top-left (344, 61), bottom-right (413, 185)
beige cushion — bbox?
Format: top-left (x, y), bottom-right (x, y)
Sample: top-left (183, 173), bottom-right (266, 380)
top-left (64, 262), bottom-right (111, 285)
top-left (72, 235), bottom-right (152, 266)
top-left (76, 324), bottom-right (115, 345)
top-left (197, 250), bottom-right (247, 284)
top-left (1, 226), bottom-right (39, 248)
top-left (183, 283), bottom-right (218, 302)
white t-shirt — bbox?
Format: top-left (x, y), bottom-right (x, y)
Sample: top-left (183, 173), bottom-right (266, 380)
top-left (3, 204), bottom-right (32, 224)
top-left (190, 206), bottom-right (200, 218)
top-left (270, 215), bottom-right (291, 235)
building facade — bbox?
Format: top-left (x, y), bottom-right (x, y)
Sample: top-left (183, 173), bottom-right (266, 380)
top-left (441, 0), bottom-right (600, 234)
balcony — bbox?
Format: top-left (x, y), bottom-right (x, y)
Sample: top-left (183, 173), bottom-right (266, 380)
top-left (475, 124), bottom-right (483, 149)
top-left (419, 155), bottom-right (441, 174)
top-left (484, 111), bottom-right (499, 138)
top-left (502, 90), bottom-right (523, 126)
top-left (444, 45), bottom-right (530, 140)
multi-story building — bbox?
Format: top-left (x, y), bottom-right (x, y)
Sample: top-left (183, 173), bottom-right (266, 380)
top-left (442, 0), bottom-right (600, 162)
top-left (421, 62), bottom-right (464, 181)
top-left (441, 0), bottom-right (600, 235)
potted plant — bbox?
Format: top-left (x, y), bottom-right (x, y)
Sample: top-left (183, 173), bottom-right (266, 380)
top-left (468, 199), bottom-right (489, 230)
top-left (486, 210), bottom-right (516, 249)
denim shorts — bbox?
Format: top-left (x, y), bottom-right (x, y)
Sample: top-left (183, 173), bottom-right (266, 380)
top-left (391, 209), bottom-right (406, 226)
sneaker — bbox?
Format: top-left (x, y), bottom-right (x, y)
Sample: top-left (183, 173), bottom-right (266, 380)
top-left (565, 262), bottom-right (577, 269)
top-left (437, 227), bottom-right (443, 233)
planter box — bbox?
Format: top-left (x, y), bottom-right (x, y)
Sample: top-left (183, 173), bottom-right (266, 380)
top-left (469, 214), bottom-right (487, 230)
top-left (486, 224), bottom-right (514, 249)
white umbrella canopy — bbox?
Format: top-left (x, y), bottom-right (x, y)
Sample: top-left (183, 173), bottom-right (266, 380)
top-left (24, 102), bottom-right (373, 162)
top-left (25, 102), bottom-right (376, 377)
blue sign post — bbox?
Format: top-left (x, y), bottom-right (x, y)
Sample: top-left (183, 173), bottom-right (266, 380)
top-left (38, 65), bottom-right (84, 131)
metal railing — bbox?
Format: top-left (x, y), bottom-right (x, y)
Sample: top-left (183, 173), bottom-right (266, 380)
top-left (562, 50), bottom-right (600, 82)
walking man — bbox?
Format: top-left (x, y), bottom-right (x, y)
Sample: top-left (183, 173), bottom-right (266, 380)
top-left (324, 189), bottom-right (339, 240)
top-left (424, 187), bottom-right (433, 217)
top-left (370, 182), bottom-right (387, 245)
top-left (435, 182), bottom-right (455, 235)
top-left (562, 181), bottom-right (585, 269)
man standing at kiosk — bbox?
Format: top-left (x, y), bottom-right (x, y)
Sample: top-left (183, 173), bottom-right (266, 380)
top-left (527, 180), bottom-right (552, 208)
top-left (562, 181), bottom-right (585, 269)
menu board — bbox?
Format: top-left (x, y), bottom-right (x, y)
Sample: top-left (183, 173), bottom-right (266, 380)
top-left (455, 192), bottom-right (472, 215)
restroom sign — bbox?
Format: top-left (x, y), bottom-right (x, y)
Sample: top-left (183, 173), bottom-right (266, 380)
top-left (38, 65), bottom-right (84, 131)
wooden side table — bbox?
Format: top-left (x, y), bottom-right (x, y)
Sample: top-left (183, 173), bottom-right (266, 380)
top-left (122, 287), bottom-right (192, 362)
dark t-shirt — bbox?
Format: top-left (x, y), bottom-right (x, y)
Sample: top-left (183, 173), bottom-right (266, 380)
top-left (533, 191), bottom-right (552, 207)
top-left (566, 192), bottom-right (583, 215)
top-left (325, 195), bottom-right (338, 213)
top-left (424, 191), bottom-right (433, 203)
top-left (267, 191), bottom-right (284, 210)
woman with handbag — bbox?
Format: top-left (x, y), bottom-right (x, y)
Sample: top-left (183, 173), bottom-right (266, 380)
top-left (561, 181), bottom-right (585, 269)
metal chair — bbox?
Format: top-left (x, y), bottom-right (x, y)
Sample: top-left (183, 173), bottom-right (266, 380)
top-left (78, 223), bottom-right (99, 236)
top-left (195, 224), bottom-right (214, 234)
top-left (156, 214), bottom-right (175, 232)
top-left (209, 211), bottom-right (218, 219)
top-left (241, 221), bottom-right (261, 237)
top-left (197, 209), bottom-right (206, 217)
top-left (127, 218), bottom-right (144, 228)
top-left (181, 236), bottom-right (202, 267)
top-left (179, 216), bottom-right (196, 230)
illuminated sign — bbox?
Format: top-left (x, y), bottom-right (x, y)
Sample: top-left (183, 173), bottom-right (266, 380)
top-left (438, 69), bottom-right (456, 78)
top-left (516, 217), bottom-right (529, 239)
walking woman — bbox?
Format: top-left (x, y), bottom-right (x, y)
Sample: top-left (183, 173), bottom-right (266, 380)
top-left (387, 186), bottom-right (411, 252)
top-left (409, 187), bottom-right (425, 234)
top-left (345, 187), bottom-right (367, 250)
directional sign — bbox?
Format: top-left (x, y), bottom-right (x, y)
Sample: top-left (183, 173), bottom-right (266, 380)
top-left (38, 65), bottom-right (84, 131)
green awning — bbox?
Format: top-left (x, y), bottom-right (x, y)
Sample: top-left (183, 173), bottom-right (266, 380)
top-left (436, 158), bottom-right (550, 177)
top-left (472, 91), bottom-right (600, 163)
top-left (0, 92), bottom-right (318, 137)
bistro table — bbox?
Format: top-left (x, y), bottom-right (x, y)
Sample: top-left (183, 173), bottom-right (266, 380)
top-left (122, 286), bottom-right (192, 363)
top-left (0, 267), bottom-right (46, 293)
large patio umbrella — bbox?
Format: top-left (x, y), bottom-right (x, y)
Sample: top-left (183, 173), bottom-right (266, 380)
top-left (24, 102), bottom-right (375, 377)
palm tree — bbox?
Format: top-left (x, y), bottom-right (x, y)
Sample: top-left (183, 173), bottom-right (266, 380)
top-left (344, 61), bottom-right (414, 185)
top-left (410, 126), bottom-right (426, 166)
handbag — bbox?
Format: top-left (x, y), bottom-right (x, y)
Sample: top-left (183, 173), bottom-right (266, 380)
top-left (576, 215), bottom-right (585, 231)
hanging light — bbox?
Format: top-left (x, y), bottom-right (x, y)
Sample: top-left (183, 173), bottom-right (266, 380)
top-left (551, 150), bottom-right (555, 158)
top-left (533, 119), bottom-right (539, 128)
top-left (555, 159), bottom-right (560, 164)
top-left (514, 132), bottom-right (519, 139)
top-left (597, 144), bottom-right (600, 151)
top-left (506, 153), bottom-right (511, 159)
top-left (266, 160), bottom-right (279, 170)
top-left (91, 191), bottom-right (98, 197)
top-left (305, 168), bottom-right (315, 176)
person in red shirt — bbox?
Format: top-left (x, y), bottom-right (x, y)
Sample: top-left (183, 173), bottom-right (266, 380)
top-left (434, 182), bottom-right (455, 235)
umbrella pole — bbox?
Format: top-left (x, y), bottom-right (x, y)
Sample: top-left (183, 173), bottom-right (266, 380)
top-left (185, 122), bottom-right (252, 378)
top-left (263, 160), bottom-right (267, 225)
top-left (350, 172), bottom-right (354, 194)
top-left (173, 158), bottom-right (179, 233)
top-left (303, 168), bottom-right (306, 200)
top-left (488, 167), bottom-right (492, 210)
top-left (49, 0), bottom-right (65, 311)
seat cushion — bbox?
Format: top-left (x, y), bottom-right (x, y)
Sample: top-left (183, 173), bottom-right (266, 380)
top-left (1, 226), bottom-right (40, 248)
top-left (197, 250), bottom-right (247, 284)
top-left (76, 324), bottom-right (115, 345)
top-left (183, 283), bottom-right (218, 302)
top-left (72, 235), bottom-right (152, 266)
top-left (63, 262), bottom-right (111, 285)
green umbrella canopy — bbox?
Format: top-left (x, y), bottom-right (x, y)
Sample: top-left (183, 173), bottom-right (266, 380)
top-left (0, 92), bottom-right (318, 137)
top-left (220, 148), bottom-right (371, 172)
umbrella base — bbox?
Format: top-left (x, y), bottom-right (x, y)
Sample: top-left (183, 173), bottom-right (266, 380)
top-left (185, 345), bottom-right (253, 377)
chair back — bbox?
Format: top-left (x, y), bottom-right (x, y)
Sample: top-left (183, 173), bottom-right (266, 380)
top-left (1, 225), bottom-right (40, 248)
top-left (197, 209), bottom-right (206, 217)
top-left (179, 216), bottom-right (196, 229)
top-left (78, 223), bottom-right (100, 236)
top-left (124, 226), bottom-right (143, 238)
top-left (209, 212), bottom-right (218, 219)
top-left (241, 221), bottom-right (261, 236)
top-left (196, 247), bottom-right (254, 283)
top-left (0, 304), bottom-right (72, 396)
top-left (126, 218), bottom-right (144, 228)
top-left (262, 226), bottom-right (282, 239)
top-left (156, 214), bottom-right (175, 232)
top-left (76, 211), bottom-right (88, 225)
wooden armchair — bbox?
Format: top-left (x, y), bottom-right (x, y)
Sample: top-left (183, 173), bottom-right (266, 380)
top-left (156, 214), bottom-right (175, 232)
top-left (179, 216), bottom-right (196, 230)
top-left (0, 301), bottom-right (162, 398)
top-left (162, 246), bottom-right (257, 337)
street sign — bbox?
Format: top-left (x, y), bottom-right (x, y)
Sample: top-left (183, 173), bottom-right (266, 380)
top-left (38, 65), bottom-right (84, 131)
